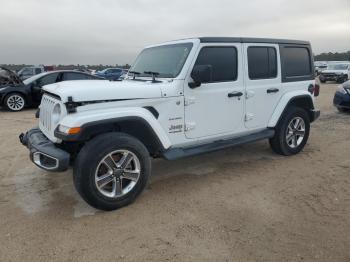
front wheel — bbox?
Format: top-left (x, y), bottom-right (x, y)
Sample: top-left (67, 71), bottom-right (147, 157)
top-left (338, 75), bottom-right (348, 84)
top-left (337, 107), bottom-right (349, 113)
top-left (269, 107), bottom-right (310, 156)
top-left (73, 132), bottom-right (151, 211)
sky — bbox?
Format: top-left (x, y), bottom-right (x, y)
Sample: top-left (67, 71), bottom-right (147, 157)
top-left (0, 0), bottom-right (349, 65)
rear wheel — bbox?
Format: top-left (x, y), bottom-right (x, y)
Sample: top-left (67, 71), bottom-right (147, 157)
top-left (5, 93), bottom-right (26, 111)
top-left (73, 132), bottom-right (151, 211)
top-left (269, 107), bottom-right (310, 156)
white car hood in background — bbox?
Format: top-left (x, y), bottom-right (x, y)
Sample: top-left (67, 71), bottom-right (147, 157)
top-left (322, 69), bottom-right (347, 74)
top-left (43, 80), bottom-right (164, 103)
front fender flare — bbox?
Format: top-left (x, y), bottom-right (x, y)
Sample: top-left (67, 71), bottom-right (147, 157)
top-left (57, 107), bottom-right (172, 149)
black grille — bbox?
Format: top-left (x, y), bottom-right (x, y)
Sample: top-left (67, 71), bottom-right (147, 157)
top-left (322, 73), bottom-right (336, 77)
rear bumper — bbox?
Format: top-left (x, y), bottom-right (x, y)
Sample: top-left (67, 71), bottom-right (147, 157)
top-left (310, 109), bottom-right (320, 122)
top-left (19, 128), bottom-right (70, 172)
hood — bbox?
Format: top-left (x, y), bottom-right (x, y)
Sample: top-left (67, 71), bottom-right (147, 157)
top-left (322, 69), bottom-right (348, 74)
top-left (43, 79), bottom-right (164, 103)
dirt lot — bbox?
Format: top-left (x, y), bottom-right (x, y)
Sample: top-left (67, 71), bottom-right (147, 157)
top-left (0, 83), bottom-right (349, 262)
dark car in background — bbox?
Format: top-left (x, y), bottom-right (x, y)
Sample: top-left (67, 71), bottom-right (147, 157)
top-left (16, 65), bottom-right (56, 80)
top-left (0, 70), bottom-right (102, 111)
top-left (94, 68), bottom-right (126, 80)
top-left (17, 66), bottom-right (45, 80)
top-left (333, 80), bottom-right (350, 112)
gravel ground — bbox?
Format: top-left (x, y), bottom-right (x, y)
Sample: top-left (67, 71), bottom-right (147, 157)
top-left (0, 83), bottom-right (349, 262)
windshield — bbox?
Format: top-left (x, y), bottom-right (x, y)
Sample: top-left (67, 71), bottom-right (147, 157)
top-left (23, 72), bottom-right (49, 85)
top-left (129, 43), bottom-right (193, 78)
top-left (327, 64), bottom-right (349, 70)
top-left (98, 69), bottom-right (109, 73)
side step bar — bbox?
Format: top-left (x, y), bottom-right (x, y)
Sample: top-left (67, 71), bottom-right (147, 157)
top-left (163, 129), bottom-right (275, 160)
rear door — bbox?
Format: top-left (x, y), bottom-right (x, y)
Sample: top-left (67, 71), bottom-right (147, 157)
top-left (184, 44), bottom-right (245, 139)
top-left (243, 43), bottom-right (282, 129)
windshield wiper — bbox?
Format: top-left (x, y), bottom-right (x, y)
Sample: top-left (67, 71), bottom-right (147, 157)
top-left (144, 71), bottom-right (160, 83)
top-left (128, 71), bottom-right (141, 80)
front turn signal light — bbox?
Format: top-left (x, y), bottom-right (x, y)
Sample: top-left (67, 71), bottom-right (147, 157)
top-left (58, 125), bottom-right (81, 135)
top-left (67, 127), bottom-right (81, 135)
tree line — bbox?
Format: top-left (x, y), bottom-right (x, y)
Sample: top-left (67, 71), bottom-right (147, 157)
top-left (2, 51), bottom-right (350, 72)
top-left (314, 51), bottom-right (350, 61)
top-left (0, 64), bottom-right (131, 72)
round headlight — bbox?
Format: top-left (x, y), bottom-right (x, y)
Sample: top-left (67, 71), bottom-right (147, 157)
top-left (52, 104), bottom-right (61, 125)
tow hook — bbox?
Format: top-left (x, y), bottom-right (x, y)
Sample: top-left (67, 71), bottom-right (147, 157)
top-left (19, 133), bottom-right (26, 146)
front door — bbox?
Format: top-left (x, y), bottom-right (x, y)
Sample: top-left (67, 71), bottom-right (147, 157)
top-left (31, 72), bottom-right (60, 104)
top-left (243, 43), bottom-right (282, 129)
top-left (184, 44), bottom-right (245, 139)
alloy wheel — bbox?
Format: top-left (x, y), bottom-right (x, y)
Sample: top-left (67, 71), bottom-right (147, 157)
top-left (95, 150), bottom-right (141, 198)
top-left (286, 117), bottom-right (305, 148)
top-left (7, 94), bottom-right (25, 111)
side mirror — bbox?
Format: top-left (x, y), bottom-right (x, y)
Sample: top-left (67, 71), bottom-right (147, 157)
top-left (189, 65), bottom-right (212, 88)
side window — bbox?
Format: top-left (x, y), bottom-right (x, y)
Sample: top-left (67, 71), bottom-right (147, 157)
top-left (35, 68), bottom-right (42, 74)
top-left (194, 47), bottom-right (237, 83)
top-left (282, 47), bottom-right (312, 77)
top-left (111, 69), bottom-right (121, 74)
top-left (36, 73), bottom-right (59, 87)
top-left (63, 72), bottom-right (88, 81)
top-left (248, 47), bottom-right (277, 80)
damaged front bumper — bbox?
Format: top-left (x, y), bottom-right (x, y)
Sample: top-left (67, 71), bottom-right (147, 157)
top-left (19, 128), bottom-right (70, 172)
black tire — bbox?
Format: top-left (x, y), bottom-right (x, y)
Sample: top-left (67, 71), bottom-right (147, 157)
top-left (4, 93), bottom-right (26, 111)
top-left (269, 107), bottom-right (310, 156)
top-left (337, 78), bottom-right (344, 84)
top-left (337, 107), bottom-right (348, 113)
top-left (340, 75), bottom-right (348, 84)
top-left (320, 79), bottom-right (326, 83)
top-left (73, 132), bottom-right (151, 211)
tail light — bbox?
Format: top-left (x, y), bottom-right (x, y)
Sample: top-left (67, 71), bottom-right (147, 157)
top-left (308, 83), bottom-right (320, 97)
top-left (314, 83), bottom-right (320, 96)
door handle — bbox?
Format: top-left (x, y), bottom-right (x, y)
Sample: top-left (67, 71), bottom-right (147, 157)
top-left (228, 91), bottom-right (243, 98)
top-left (267, 88), bottom-right (279, 94)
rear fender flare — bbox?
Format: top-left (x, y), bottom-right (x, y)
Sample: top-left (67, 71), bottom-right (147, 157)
top-left (268, 91), bottom-right (314, 127)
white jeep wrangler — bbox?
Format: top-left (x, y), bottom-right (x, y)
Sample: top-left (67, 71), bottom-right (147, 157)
top-left (20, 37), bottom-right (320, 211)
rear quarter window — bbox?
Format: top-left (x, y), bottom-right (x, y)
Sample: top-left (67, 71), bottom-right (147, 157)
top-left (280, 45), bottom-right (314, 82)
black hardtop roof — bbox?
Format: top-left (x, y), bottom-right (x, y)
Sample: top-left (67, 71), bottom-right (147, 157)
top-left (199, 37), bottom-right (310, 45)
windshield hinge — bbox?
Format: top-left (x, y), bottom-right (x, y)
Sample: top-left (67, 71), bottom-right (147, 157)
top-left (184, 97), bottom-right (195, 106)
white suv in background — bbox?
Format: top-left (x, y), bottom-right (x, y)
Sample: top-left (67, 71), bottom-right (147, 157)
top-left (319, 62), bottom-right (350, 83)
top-left (20, 37), bottom-right (320, 211)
